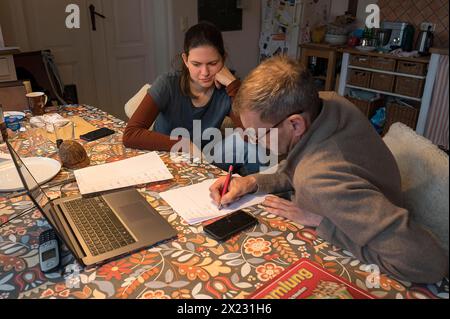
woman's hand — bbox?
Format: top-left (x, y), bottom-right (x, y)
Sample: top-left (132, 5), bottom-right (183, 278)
top-left (214, 66), bottom-right (236, 89)
top-left (263, 195), bottom-right (323, 227)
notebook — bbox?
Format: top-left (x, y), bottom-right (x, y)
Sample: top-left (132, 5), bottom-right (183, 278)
top-left (160, 178), bottom-right (266, 224)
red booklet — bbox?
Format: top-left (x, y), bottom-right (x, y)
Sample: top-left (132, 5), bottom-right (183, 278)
top-left (249, 259), bottom-right (375, 299)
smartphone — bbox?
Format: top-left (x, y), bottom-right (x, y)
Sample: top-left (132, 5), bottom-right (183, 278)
top-left (80, 127), bottom-right (115, 142)
top-left (204, 210), bottom-right (258, 242)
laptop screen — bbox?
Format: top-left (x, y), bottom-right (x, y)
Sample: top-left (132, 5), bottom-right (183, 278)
top-left (6, 141), bottom-right (80, 256)
top-left (6, 141), bottom-right (51, 212)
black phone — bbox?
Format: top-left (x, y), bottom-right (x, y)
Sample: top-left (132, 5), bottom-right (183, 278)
top-left (204, 210), bottom-right (258, 242)
top-left (80, 127), bottom-right (115, 142)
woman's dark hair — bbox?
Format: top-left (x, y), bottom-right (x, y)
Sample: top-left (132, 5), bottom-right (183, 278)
top-left (180, 22), bottom-right (226, 98)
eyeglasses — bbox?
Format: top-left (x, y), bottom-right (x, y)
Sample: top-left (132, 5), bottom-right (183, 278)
top-left (244, 112), bottom-right (303, 144)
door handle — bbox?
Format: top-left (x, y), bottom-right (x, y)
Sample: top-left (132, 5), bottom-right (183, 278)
top-left (89, 4), bottom-right (106, 31)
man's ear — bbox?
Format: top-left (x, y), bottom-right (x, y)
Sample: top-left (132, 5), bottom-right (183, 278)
top-left (289, 114), bottom-right (308, 137)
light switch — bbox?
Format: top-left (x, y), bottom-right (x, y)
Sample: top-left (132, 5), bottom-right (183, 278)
top-left (420, 22), bottom-right (436, 32)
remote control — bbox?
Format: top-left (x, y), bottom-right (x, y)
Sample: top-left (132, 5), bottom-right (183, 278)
top-left (38, 229), bottom-right (60, 273)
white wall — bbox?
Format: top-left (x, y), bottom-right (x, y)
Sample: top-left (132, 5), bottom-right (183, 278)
top-left (0, 0), bottom-right (16, 46)
top-left (169, 0), bottom-right (261, 79)
top-left (329, 0), bottom-right (349, 22)
top-left (322, 0), bottom-right (379, 27)
top-left (223, 0), bottom-right (261, 78)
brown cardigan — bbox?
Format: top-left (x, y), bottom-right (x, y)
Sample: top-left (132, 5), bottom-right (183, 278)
top-left (123, 80), bottom-right (242, 151)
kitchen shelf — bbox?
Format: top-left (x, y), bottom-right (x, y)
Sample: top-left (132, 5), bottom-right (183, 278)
top-left (337, 47), bottom-right (430, 64)
top-left (338, 48), bottom-right (441, 135)
top-left (346, 85), bottom-right (422, 102)
top-left (347, 65), bottom-right (427, 79)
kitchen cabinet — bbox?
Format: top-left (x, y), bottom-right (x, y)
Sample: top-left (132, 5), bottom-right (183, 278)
top-left (0, 49), bottom-right (19, 82)
top-left (337, 48), bottom-right (441, 135)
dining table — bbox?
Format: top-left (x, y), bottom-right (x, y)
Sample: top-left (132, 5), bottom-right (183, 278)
top-left (0, 104), bottom-right (448, 300)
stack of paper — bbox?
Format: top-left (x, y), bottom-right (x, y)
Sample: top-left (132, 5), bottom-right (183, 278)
top-left (160, 178), bottom-right (266, 224)
top-left (74, 152), bottom-right (173, 195)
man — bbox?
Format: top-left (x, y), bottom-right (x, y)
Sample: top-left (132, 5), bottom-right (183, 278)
top-left (210, 56), bottom-right (448, 284)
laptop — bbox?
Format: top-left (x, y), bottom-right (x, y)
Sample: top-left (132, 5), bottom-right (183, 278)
top-left (6, 141), bottom-right (177, 267)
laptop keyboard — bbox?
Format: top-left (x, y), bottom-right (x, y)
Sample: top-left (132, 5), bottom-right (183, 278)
top-left (64, 197), bottom-right (136, 256)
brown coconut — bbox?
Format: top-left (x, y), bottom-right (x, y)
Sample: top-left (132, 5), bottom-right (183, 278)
top-left (58, 140), bottom-right (90, 169)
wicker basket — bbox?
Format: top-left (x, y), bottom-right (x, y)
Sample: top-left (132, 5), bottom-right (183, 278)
top-left (383, 101), bottom-right (419, 135)
top-left (346, 96), bottom-right (384, 118)
top-left (396, 61), bottom-right (427, 76)
top-left (369, 56), bottom-right (396, 71)
top-left (370, 73), bottom-right (395, 92)
top-left (348, 69), bottom-right (372, 88)
top-left (394, 76), bottom-right (425, 98)
top-left (349, 54), bottom-right (370, 67)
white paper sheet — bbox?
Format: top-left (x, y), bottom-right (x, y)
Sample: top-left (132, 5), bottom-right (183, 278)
top-left (74, 152), bottom-right (173, 195)
top-left (160, 178), bottom-right (266, 225)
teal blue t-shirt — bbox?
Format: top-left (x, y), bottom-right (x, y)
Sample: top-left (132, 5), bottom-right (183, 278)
top-left (148, 72), bottom-right (232, 148)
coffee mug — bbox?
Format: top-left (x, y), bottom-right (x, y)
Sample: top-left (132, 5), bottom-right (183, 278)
top-left (26, 92), bottom-right (48, 116)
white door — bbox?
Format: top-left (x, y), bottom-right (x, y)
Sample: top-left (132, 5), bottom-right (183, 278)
top-left (8, 0), bottom-right (163, 120)
top-left (19, 0), bottom-right (99, 107)
top-left (90, 0), bottom-right (158, 120)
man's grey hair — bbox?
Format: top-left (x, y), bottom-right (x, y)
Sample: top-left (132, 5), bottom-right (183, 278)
top-left (233, 55), bottom-right (322, 124)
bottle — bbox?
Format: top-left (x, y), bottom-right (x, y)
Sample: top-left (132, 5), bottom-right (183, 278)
top-left (0, 104), bottom-right (8, 143)
top-left (309, 56), bottom-right (317, 76)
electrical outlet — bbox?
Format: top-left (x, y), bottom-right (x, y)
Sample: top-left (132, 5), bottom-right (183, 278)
top-left (420, 22), bottom-right (436, 32)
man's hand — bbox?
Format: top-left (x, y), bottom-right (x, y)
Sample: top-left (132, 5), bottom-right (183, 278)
top-left (214, 66), bottom-right (236, 89)
top-left (263, 195), bottom-right (323, 227)
top-left (209, 175), bottom-right (257, 207)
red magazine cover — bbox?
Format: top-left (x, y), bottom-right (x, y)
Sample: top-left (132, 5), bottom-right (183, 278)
top-left (249, 259), bottom-right (375, 299)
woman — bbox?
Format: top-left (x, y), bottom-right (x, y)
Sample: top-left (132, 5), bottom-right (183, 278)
top-left (123, 22), bottom-right (243, 158)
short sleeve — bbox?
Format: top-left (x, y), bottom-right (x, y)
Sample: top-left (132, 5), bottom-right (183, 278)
top-left (148, 73), bottom-right (173, 113)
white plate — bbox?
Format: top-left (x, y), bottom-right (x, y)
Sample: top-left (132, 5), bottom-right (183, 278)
top-left (4, 111), bottom-right (26, 118)
top-left (0, 157), bottom-right (61, 192)
top-left (355, 46), bottom-right (376, 52)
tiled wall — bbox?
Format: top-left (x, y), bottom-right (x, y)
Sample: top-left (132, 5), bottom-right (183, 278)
top-left (377, 0), bottom-right (449, 48)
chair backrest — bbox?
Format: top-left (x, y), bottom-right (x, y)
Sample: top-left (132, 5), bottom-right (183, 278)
top-left (124, 83), bottom-right (151, 119)
top-left (383, 122), bottom-right (449, 254)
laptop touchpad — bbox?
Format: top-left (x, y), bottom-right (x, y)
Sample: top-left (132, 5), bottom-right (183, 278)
top-left (119, 202), bottom-right (152, 223)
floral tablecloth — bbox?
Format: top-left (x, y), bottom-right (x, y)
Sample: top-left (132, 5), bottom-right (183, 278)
top-left (0, 105), bottom-right (448, 300)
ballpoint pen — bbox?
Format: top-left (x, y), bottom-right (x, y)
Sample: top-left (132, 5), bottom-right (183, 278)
top-left (218, 165), bottom-right (233, 210)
